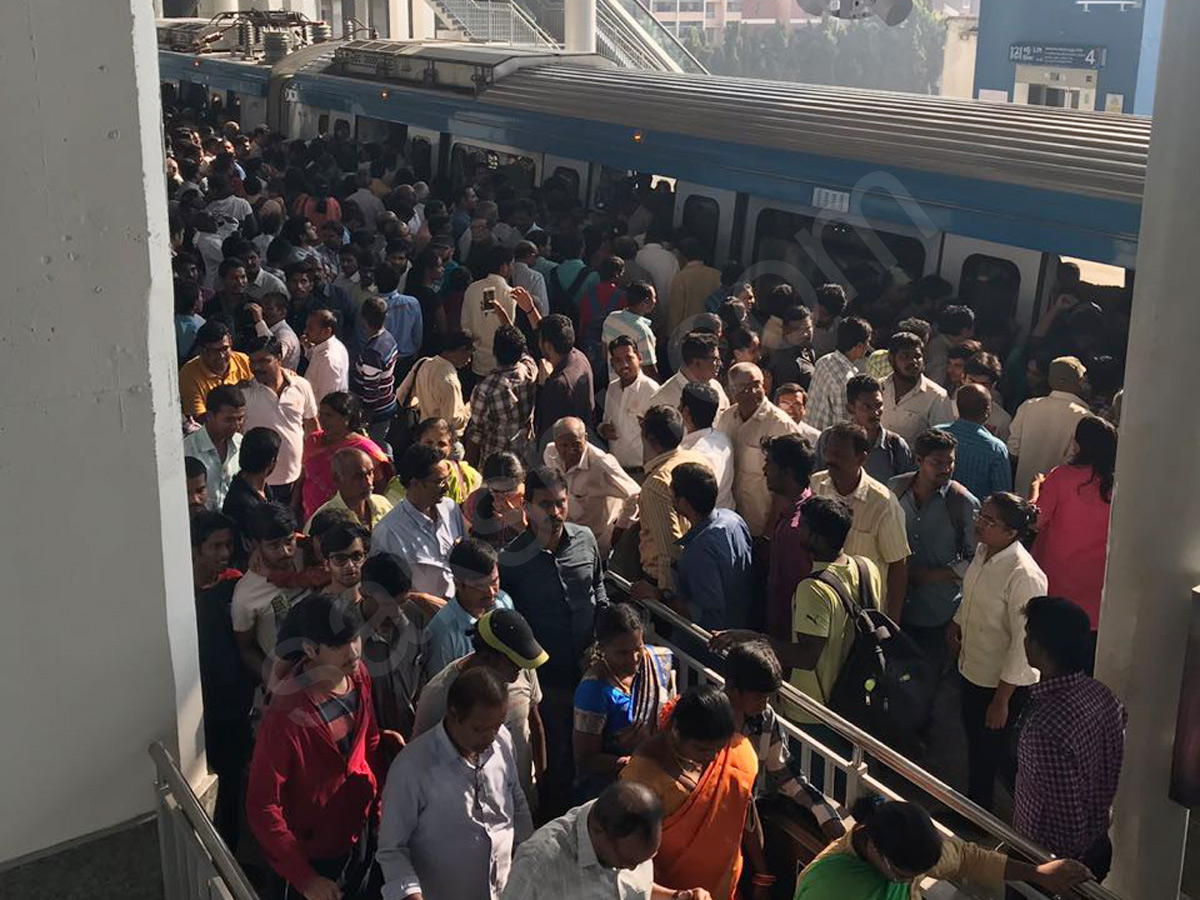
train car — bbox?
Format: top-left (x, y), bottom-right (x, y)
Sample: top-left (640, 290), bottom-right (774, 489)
top-left (158, 35), bottom-right (1150, 332)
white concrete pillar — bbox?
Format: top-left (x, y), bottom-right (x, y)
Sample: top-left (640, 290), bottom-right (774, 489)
top-left (0, 0), bottom-right (202, 866)
top-left (198, 0), bottom-right (241, 14)
top-left (387, 0), bottom-right (435, 41)
top-left (564, 0), bottom-right (597, 53)
top-left (1097, 0), bottom-right (1197, 895)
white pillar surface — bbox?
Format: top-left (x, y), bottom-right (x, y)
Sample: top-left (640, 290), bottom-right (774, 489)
top-left (564, 0), bottom-right (598, 53)
top-left (1098, 0), bottom-right (1197, 895)
top-left (198, 0), bottom-right (241, 14)
top-left (0, 0), bottom-right (202, 866)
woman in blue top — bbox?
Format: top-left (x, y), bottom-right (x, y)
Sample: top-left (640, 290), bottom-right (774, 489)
top-left (572, 602), bottom-right (672, 802)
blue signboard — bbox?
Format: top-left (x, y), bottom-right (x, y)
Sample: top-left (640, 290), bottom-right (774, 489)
top-left (1009, 43), bottom-right (1108, 69)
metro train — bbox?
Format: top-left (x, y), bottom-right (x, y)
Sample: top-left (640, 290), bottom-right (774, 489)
top-left (158, 31), bottom-right (1150, 332)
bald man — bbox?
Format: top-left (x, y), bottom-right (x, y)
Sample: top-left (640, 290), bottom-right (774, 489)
top-left (305, 446), bottom-right (394, 531)
top-left (938, 383), bottom-right (1013, 504)
top-left (543, 417), bottom-right (640, 556)
top-left (715, 363), bottom-right (802, 537)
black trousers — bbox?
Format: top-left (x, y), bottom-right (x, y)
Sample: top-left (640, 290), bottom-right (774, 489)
top-left (537, 682), bottom-right (577, 824)
top-left (959, 676), bottom-right (1028, 812)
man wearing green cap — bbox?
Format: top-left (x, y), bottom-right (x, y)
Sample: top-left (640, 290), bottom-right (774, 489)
top-left (415, 608), bottom-right (549, 810)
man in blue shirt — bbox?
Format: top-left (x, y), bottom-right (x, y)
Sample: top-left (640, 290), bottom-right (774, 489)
top-left (424, 537), bottom-right (515, 679)
top-left (374, 262), bottom-right (423, 375)
top-left (937, 383), bottom-right (1012, 504)
top-left (888, 428), bottom-right (980, 667)
top-left (670, 461), bottom-right (754, 629)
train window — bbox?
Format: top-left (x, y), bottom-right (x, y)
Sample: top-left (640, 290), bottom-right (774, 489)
top-left (357, 116), bottom-right (402, 144)
top-left (410, 137), bottom-right (433, 182)
top-left (551, 166), bottom-right (580, 202)
top-left (318, 113), bottom-right (330, 135)
top-left (960, 254), bottom-right (1020, 334)
top-left (682, 195), bottom-right (720, 263)
top-left (752, 208), bottom-right (926, 294)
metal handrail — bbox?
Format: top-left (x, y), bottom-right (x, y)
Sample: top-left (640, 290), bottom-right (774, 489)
top-left (149, 742), bottom-right (259, 900)
top-left (607, 0), bottom-right (708, 73)
top-left (604, 572), bottom-right (1123, 900)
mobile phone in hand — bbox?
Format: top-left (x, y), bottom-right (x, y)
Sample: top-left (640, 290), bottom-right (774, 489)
top-left (481, 287), bottom-right (496, 312)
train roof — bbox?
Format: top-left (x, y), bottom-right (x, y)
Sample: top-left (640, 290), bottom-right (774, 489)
top-left (481, 64), bottom-right (1152, 203)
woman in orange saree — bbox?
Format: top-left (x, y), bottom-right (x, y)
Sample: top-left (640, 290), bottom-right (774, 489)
top-left (620, 684), bottom-right (767, 900)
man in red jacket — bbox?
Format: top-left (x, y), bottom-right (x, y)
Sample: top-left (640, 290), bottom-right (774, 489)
top-left (247, 593), bottom-right (381, 900)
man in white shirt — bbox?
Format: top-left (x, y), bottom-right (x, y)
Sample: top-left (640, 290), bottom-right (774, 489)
top-left (544, 417), bottom-right (639, 556)
top-left (227, 238), bottom-right (287, 300)
top-left (810, 422), bottom-right (911, 619)
top-left (880, 331), bottom-right (956, 446)
top-left (1008, 356), bottom-right (1091, 497)
top-left (300, 308), bottom-right (349, 403)
top-left (649, 331), bottom-right (729, 413)
top-left (512, 241), bottom-right (549, 316)
top-left (806, 317), bottom-right (873, 432)
top-left (248, 294), bottom-right (301, 370)
top-left (461, 246), bottom-right (518, 379)
top-left (679, 382), bottom-right (735, 511)
top-left (204, 173), bottom-right (251, 229)
top-left (346, 173), bottom-right (386, 234)
top-left (633, 228), bottom-right (679, 305)
top-left (600, 337), bottom-right (659, 470)
top-left (242, 335), bottom-right (318, 499)
top-left (716, 363), bottom-right (801, 537)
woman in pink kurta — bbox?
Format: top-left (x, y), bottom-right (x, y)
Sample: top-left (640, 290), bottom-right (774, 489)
top-left (1031, 416), bottom-right (1117, 652)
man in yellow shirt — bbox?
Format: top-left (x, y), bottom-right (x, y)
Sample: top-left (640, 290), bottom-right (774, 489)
top-left (180, 319), bottom-right (253, 419)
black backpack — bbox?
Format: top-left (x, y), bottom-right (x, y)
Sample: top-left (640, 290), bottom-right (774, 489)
top-left (813, 558), bottom-right (938, 759)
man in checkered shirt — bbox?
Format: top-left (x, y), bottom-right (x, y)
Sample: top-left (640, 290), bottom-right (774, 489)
top-left (464, 323), bottom-right (538, 468)
top-left (1015, 596), bottom-right (1126, 880)
top-left (804, 316), bottom-right (874, 432)
top-left (722, 641), bottom-right (846, 841)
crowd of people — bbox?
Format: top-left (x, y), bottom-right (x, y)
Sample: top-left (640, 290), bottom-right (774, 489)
top-left (172, 104), bottom-right (1130, 900)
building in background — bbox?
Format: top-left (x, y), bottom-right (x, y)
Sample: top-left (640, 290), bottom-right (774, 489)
top-left (974, 0), bottom-right (1164, 114)
top-left (940, 10), bottom-right (978, 98)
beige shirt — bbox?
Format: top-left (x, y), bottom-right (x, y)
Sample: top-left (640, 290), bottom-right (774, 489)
top-left (881, 374), bottom-right (956, 446)
top-left (648, 371), bottom-right (729, 416)
top-left (666, 261), bottom-right (722, 337)
top-left (716, 400), bottom-right (801, 537)
top-left (1007, 390), bottom-right (1091, 498)
top-left (396, 354), bottom-right (471, 436)
top-left (241, 373), bottom-right (318, 485)
top-left (601, 373), bottom-right (659, 469)
top-left (544, 442), bottom-right (640, 556)
top-left (810, 469), bottom-right (911, 602)
top-left (638, 448), bottom-right (712, 591)
top-left (955, 540), bottom-right (1048, 688)
top-left (461, 274), bottom-right (517, 376)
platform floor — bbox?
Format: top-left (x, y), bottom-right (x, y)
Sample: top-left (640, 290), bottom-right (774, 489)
top-left (0, 819), bottom-right (163, 900)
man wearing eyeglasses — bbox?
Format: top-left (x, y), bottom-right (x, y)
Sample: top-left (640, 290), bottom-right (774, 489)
top-left (378, 666), bottom-right (533, 900)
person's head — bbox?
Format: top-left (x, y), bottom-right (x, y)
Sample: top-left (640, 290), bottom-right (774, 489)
top-left (471, 608), bottom-right (549, 684)
top-left (850, 796), bottom-right (943, 884)
top-left (486, 245), bottom-right (515, 280)
top-left (670, 684), bottom-right (736, 769)
top-left (449, 538), bottom-right (500, 617)
top-left (955, 382), bottom-right (992, 424)
top-left (261, 291), bottom-right (290, 328)
top-left (246, 502), bottom-right (298, 570)
top-left (338, 244), bottom-right (363, 279)
top-left (1071, 414), bottom-right (1118, 503)
top-left (781, 305), bottom-right (815, 349)
top-left (888, 332), bottom-right (924, 381)
top-left (415, 417), bottom-right (455, 460)
top-left (823, 423), bottom-right (869, 484)
top-left (190, 509), bottom-right (235, 576)
top-left (728, 328), bottom-right (761, 365)
top-left (727, 362), bottom-right (766, 415)
top-left (317, 391), bottom-right (363, 439)
top-left (552, 417), bottom-right (588, 471)
top-left (174, 279), bottom-right (201, 317)
top-left (774, 383), bottom-right (807, 424)
top-left (763, 432), bottom-right (817, 498)
top-left (239, 426), bottom-right (281, 478)
top-left (946, 342), bottom-right (981, 388)
top-left (304, 308), bottom-right (337, 346)
top-left (1085, 355), bottom-right (1123, 401)
top-left (679, 381), bottom-right (719, 433)
top-left (836, 316), bottom-right (873, 361)
top-left (321, 521), bottom-right (369, 591)
top-left (815, 283), bottom-right (847, 326)
top-left (386, 240), bottom-right (412, 273)
top-left (799, 495), bottom-right (854, 561)
top-left (445, 666), bottom-right (509, 756)
top-left (241, 333), bottom-right (282, 385)
top-left (1048, 355), bottom-right (1088, 398)
top-left (723, 640), bottom-right (783, 719)
top-left (538, 315), bottom-right (576, 364)
top-left (593, 602), bottom-right (645, 680)
top-left (913, 429), bottom-right (956, 491)
top-left (844, 374), bottom-right (884, 433)
top-left (360, 295), bottom-right (387, 337)
top-left (977, 492), bottom-right (1039, 551)
top-left (964, 351), bottom-right (1002, 390)
top-left (524, 465), bottom-right (569, 544)
top-left (680, 331), bottom-right (722, 383)
top-left (641, 405), bottom-right (685, 461)
top-left (625, 281), bottom-right (657, 316)
top-left (360, 552), bottom-right (412, 622)
top-left (373, 262), bottom-right (402, 296)
top-left (331, 446), bottom-right (375, 504)
top-left (895, 316), bottom-right (932, 346)
top-left (185, 456), bottom-right (209, 513)
top-left (598, 256), bottom-right (625, 283)
top-left (456, 185), bottom-right (478, 212)
top-left (1023, 595), bottom-right (1093, 676)
top-left (589, 782), bottom-right (664, 871)
top-left (284, 261), bottom-right (313, 299)
top-left (319, 220), bottom-right (343, 251)
top-left (218, 257), bottom-right (248, 295)
top-left (440, 331), bottom-right (475, 370)
top-left (671, 462), bottom-right (718, 525)
top-left (493, 324), bottom-right (527, 367)
top-left (278, 592), bottom-right (364, 681)
top-left (398, 442), bottom-right (449, 511)
top-left (205, 384), bottom-right (246, 441)
top-left (195, 320), bottom-right (234, 376)
top-left (937, 304), bottom-right (976, 341)
top-left (608, 336), bottom-right (642, 387)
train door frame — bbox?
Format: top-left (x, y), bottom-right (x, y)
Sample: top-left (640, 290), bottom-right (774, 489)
top-left (673, 183), bottom-right (737, 267)
top-left (543, 155), bottom-right (589, 209)
top-left (939, 235), bottom-right (1044, 335)
top-left (406, 126), bottom-right (442, 183)
top-left (446, 136), bottom-right (542, 197)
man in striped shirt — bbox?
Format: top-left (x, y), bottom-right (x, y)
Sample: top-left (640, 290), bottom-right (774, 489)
top-left (352, 295), bottom-right (399, 445)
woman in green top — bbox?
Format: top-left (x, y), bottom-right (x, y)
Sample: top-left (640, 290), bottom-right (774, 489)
top-left (795, 796), bottom-right (1091, 900)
